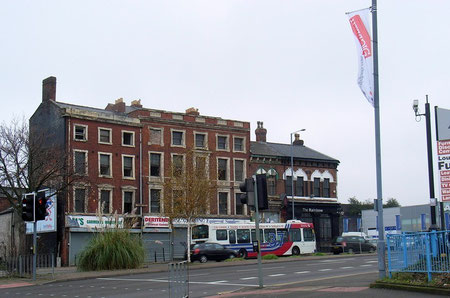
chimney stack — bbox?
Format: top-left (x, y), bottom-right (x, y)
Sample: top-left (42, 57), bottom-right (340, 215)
top-left (293, 133), bottom-right (304, 146)
top-left (42, 76), bottom-right (56, 102)
top-left (105, 98), bottom-right (126, 113)
top-left (255, 121), bottom-right (267, 142)
top-left (185, 107), bottom-right (200, 116)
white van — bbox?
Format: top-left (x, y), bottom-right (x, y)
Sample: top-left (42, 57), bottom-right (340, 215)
top-left (341, 232), bottom-right (369, 239)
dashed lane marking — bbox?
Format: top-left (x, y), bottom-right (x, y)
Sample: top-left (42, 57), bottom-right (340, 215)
top-left (295, 271), bottom-right (310, 274)
top-left (340, 267), bottom-right (353, 269)
top-left (268, 274), bottom-right (286, 277)
top-left (240, 277), bottom-right (257, 280)
top-left (318, 269), bottom-right (332, 271)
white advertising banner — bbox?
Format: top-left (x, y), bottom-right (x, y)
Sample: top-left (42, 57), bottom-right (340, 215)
top-left (66, 215), bottom-right (124, 229)
top-left (26, 191), bottom-right (57, 234)
top-left (438, 140), bottom-right (450, 202)
top-left (347, 8), bottom-right (374, 106)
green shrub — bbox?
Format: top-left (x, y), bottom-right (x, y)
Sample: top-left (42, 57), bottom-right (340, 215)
top-left (262, 254), bottom-right (278, 260)
top-left (225, 257), bottom-right (244, 262)
top-left (313, 252), bottom-right (326, 256)
top-left (77, 229), bottom-right (145, 271)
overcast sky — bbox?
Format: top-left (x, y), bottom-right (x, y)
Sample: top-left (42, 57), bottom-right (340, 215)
top-left (2, 0), bottom-right (449, 207)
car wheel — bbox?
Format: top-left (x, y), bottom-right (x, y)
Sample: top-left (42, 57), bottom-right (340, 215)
top-left (333, 251), bottom-right (340, 255)
top-left (229, 254), bottom-right (235, 260)
top-left (238, 249), bottom-right (248, 259)
top-left (292, 246), bottom-right (300, 256)
top-left (200, 255), bottom-right (208, 263)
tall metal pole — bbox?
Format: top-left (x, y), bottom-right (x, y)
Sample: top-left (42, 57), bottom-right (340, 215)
top-left (253, 176), bottom-right (263, 288)
top-left (425, 96), bottom-right (438, 228)
top-left (372, 0), bottom-right (386, 279)
top-left (290, 134), bottom-right (295, 220)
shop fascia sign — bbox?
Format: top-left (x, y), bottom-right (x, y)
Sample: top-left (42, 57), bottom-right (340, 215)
top-left (143, 216), bottom-right (251, 228)
top-left (66, 215), bottom-right (124, 229)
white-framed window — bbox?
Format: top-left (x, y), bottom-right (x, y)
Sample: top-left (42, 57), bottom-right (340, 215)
top-left (233, 136), bottom-right (245, 152)
top-left (218, 191), bottom-right (229, 215)
top-left (98, 127), bottom-right (112, 144)
top-left (233, 158), bottom-right (246, 182)
top-left (171, 129), bottom-right (186, 147)
top-left (150, 188), bottom-right (162, 213)
top-left (74, 187), bottom-right (87, 213)
top-left (194, 132), bottom-right (208, 149)
top-left (149, 127), bottom-right (164, 146)
top-left (122, 154), bottom-right (135, 179)
top-left (149, 152), bottom-right (163, 178)
top-left (98, 152), bottom-right (112, 177)
top-left (74, 124), bottom-right (88, 141)
top-left (74, 150), bottom-right (88, 175)
top-left (171, 154), bottom-right (185, 177)
top-left (122, 130), bottom-right (135, 147)
top-left (194, 154), bottom-right (208, 179)
top-left (122, 189), bottom-right (135, 214)
top-left (99, 188), bottom-right (112, 214)
top-left (217, 157), bottom-right (229, 181)
top-left (216, 134), bottom-right (229, 151)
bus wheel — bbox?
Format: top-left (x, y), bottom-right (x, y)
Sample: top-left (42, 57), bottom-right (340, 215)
top-left (238, 249), bottom-right (248, 259)
top-left (292, 246), bottom-right (300, 256)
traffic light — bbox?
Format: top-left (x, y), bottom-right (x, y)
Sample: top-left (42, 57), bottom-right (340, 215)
top-left (255, 174), bottom-right (268, 210)
top-left (35, 190), bottom-right (48, 221)
top-left (22, 193), bottom-right (35, 222)
top-left (239, 178), bottom-right (255, 207)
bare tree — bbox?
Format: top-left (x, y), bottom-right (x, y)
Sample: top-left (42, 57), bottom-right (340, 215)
top-left (162, 150), bottom-right (217, 262)
top-left (0, 117), bottom-right (77, 211)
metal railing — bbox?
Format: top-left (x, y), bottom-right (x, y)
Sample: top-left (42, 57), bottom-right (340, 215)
top-left (0, 253), bottom-right (55, 278)
top-left (168, 261), bottom-right (189, 298)
top-left (387, 231), bottom-right (450, 281)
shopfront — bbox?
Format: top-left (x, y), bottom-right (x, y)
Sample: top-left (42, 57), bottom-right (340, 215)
top-left (286, 201), bottom-right (342, 252)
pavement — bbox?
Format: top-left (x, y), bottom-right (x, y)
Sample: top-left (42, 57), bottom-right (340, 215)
top-left (0, 254), bottom-right (448, 296)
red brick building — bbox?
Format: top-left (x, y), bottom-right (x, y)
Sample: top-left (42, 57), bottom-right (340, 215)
top-left (30, 77), bottom-right (251, 265)
top-left (249, 122), bottom-right (341, 251)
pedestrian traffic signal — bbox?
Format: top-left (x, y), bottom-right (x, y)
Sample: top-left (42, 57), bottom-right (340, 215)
top-left (35, 190), bottom-right (48, 221)
top-left (256, 174), bottom-right (268, 210)
top-left (239, 178), bottom-right (255, 207)
top-left (22, 193), bottom-right (35, 222)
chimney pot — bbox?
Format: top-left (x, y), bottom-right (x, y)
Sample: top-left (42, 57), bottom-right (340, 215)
top-left (42, 76), bottom-right (56, 102)
top-left (255, 121), bottom-right (267, 142)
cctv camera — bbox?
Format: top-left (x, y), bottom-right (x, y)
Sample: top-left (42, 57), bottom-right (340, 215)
top-left (412, 99), bottom-right (419, 113)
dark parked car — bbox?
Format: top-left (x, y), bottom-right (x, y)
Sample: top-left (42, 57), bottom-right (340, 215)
top-left (331, 236), bottom-right (376, 254)
top-left (190, 243), bottom-right (237, 263)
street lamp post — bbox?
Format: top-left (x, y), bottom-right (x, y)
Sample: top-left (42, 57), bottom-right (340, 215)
top-left (290, 129), bottom-right (305, 220)
top-left (413, 95), bottom-right (438, 229)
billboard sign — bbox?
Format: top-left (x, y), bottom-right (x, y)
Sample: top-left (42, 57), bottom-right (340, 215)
top-left (436, 107), bottom-right (450, 141)
top-left (26, 190), bottom-right (57, 234)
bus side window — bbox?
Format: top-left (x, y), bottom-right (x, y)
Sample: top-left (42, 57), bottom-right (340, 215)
top-left (264, 229), bottom-right (276, 243)
top-left (229, 230), bottom-right (236, 244)
top-left (216, 229), bottom-right (227, 241)
top-left (289, 228), bottom-right (301, 242)
top-left (251, 229), bottom-right (263, 243)
top-left (277, 229), bottom-right (288, 243)
top-left (237, 229), bottom-right (250, 244)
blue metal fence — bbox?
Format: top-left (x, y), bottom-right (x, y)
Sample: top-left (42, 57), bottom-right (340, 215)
top-left (386, 231), bottom-right (450, 281)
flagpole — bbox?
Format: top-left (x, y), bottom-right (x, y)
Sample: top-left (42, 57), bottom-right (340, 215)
top-left (372, 0), bottom-right (386, 279)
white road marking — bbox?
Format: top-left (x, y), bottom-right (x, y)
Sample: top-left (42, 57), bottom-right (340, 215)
top-left (340, 267), bottom-right (353, 269)
top-left (98, 277), bottom-right (259, 287)
top-left (212, 280), bottom-right (228, 283)
top-left (188, 273), bottom-right (209, 277)
top-left (366, 261), bottom-right (378, 263)
top-left (360, 264), bottom-right (372, 267)
top-left (237, 266), bottom-right (285, 272)
top-left (269, 274), bottom-right (286, 277)
top-left (318, 269), bottom-right (332, 271)
top-left (240, 277), bottom-right (257, 280)
top-left (295, 271), bottom-right (310, 274)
